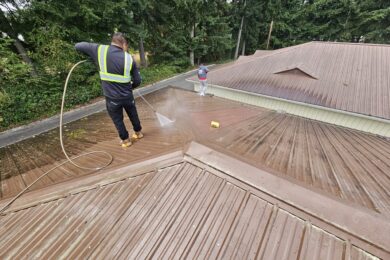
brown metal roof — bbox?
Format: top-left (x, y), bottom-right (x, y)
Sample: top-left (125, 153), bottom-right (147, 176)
top-left (0, 88), bottom-right (389, 258)
top-left (236, 50), bottom-right (273, 64)
top-left (0, 145), bottom-right (388, 259)
top-left (196, 42), bottom-right (390, 120)
top-left (254, 50), bottom-right (272, 57)
top-left (204, 109), bottom-right (390, 217)
top-left (1, 88), bottom-right (390, 220)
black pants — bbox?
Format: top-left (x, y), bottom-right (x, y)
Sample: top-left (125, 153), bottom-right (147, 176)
top-left (106, 97), bottom-right (142, 140)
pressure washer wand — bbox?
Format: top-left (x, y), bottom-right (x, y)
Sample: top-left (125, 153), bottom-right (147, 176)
top-left (137, 89), bottom-right (157, 112)
top-left (136, 89), bottom-right (174, 126)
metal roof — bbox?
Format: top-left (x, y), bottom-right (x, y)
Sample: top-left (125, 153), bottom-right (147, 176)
top-left (236, 50), bottom-right (273, 64)
top-left (0, 88), bottom-right (389, 258)
top-left (0, 144), bottom-right (388, 259)
top-left (199, 42), bottom-right (390, 120)
top-left (1, 88), bottom-right (389, 218)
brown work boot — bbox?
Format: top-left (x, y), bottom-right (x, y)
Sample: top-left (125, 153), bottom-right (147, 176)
top-left (120, 138), bottom-right (132, 148)
top-left (131, 131), bottom-right (144, 140)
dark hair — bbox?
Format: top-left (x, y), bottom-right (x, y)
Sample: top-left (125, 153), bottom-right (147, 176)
top-left (112, 32), bottom-right (128, 45)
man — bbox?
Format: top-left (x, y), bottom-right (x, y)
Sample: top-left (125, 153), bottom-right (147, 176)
top-left (197, 64), bottom-right (209, 96)
top-left (75, 32), bottom-right (143, 148)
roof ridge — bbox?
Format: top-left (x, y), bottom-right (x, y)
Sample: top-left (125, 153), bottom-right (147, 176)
top-left (312, 41), bottom-right (390, 48)
top-left (209, 42), bottom-right (315, 74)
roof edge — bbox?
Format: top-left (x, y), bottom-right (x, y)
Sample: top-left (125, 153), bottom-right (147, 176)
top-left (184, 141), bottom-right (390, 257)
top-left (0, 150), bottom-right (184, 215)
top-left (188, 81), bottom-right (390, 134)
top-left (311, 40), bottom-right (390, 48)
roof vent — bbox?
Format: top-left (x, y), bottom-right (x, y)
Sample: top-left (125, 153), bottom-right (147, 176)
top-left (274, 64), bottom-right (318, 80)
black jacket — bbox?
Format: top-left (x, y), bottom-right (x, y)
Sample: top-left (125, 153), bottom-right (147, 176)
top-left (75, 42), bottom-right (141, 100)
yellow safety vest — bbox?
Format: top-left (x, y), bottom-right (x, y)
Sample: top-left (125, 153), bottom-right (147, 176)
top-left (97, 45), bottom-right (133, 83)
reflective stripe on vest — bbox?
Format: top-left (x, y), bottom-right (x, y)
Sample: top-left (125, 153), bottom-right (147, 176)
top-left (97, 45), bottom-right (133, 83)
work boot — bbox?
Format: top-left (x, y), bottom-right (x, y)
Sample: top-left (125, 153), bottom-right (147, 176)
top-left (131, 131), bottom-right (144, 140)
top-left (120, 138), bottom-right (132, 148)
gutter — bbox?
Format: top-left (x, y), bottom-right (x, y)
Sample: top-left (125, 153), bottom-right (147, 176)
top-left (187, 80), bottom-right (390, 137)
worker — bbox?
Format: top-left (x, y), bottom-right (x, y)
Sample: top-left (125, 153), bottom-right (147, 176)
top-left (75, 32), bottom-right (143, 148)
top-left (197, 64), bottom-right (210, 96)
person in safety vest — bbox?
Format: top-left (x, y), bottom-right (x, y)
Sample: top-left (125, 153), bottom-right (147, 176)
top-left (197, 64), bottom-right (209, 96)
top-left (75, 32), bottom-right (143, 148)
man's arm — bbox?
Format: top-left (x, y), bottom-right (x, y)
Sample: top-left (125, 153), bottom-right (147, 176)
top-left (131, 60), bottom-right (142, 88)
top-left (75, 42), bottom-right (99, 61)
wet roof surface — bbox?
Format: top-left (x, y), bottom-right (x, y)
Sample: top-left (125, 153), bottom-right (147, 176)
top-left (0, 147), bottom-right (387, 259)
top-left (0, 87), bottom-right (389, 258)
top-left (196, 42), bottom-right (390, 120)
top-left (1, 88), bottom-right (389, 219)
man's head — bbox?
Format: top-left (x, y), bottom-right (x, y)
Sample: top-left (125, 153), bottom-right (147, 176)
top-left (111, 32), bottom-right (128, 51)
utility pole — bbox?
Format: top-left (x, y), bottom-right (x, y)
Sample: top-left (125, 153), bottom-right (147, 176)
top-left (234, 0), bottom-right (246, 60)
top-left (266, 20), bottom-right (274, 50)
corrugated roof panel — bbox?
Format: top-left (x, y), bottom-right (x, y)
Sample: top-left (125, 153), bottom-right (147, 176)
top-left (143, 171), bottom-right (225, 258)
top-left (256, 207), bottom-right (305, 259)
top-left (299, 225), bottom-right (345, 260)
top-left (194, 82), bottom-right (390, 136)
top-left (218, 195), bottom-right (273, 259)
top-left (1, 88), bottom-right (390, 260)
top-left (204, 107), bottom-right (390, 217)
top-left (1, 159), bottom-right (385, 259)
top-left (0, 103), bottom-right (189, 200)
top-left (351, 246), bottom-right (380, 260)
top-left (197, 42), bottom-right (390, 119)
top-left (182, 183), bottom-right (246, 259)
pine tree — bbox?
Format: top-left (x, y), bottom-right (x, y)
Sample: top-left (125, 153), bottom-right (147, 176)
top-left (357, 0), bottom-right (390, 43)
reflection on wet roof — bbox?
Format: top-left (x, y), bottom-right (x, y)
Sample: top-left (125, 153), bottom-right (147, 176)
top-left (0, 87), bottom-right (389, 259)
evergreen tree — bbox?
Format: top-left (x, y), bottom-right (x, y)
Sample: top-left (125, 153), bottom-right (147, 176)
top-left (298, 0), bottom-right (360, 42)
top-left (357, 0), bottom-right (390, 43)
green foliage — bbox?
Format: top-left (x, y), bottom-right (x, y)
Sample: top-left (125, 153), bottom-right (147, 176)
top-left (0, 37), bottom-right (102, 131)
top-left (0, 0), bottom-right (389, 131)
top-left (356, 0), bottom-right (390, 43)
top-left (140, 64), bottom-right (188, 85)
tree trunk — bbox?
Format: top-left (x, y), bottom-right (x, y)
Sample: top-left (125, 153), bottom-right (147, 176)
top-left (241, 39), bottom-right (246, 56)
top-left (139, 37), bottom-right (147, 67)
top-left (190, 24), bottom-right (195, 66)
top-left (234, 0), bottom-right (246, 60)
top-left (266, 20), bottom-right (274, 50)
top-left (0, 9), bottom-right (37, 76)
top-left (234, 16), bottom-right (244, 59)
top-left (13, 38), bottom-right (36, 74)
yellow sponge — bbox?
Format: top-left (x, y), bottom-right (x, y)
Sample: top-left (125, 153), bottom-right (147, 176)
top-left (211, 121), bottom-right (220, 128)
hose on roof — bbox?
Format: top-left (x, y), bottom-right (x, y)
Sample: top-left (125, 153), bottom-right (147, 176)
top-left (0, 60), bottom-right (113, 215)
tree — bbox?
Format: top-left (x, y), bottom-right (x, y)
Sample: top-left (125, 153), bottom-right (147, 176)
top-left (298, 0), bottom-right (360, 42)
top-left (0, 0), bottom-right (36, 74)
top-left (356, 0), bottom-right (390, 43)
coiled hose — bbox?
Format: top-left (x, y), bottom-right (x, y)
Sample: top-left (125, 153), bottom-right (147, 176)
top-left (0, 60), bottom-right (113, 215)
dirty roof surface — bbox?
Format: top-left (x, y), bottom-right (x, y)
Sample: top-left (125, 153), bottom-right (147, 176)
top-left (0, 147), bottom-right (387, 259)
top-left (195, 42), bottom-right (390, 120)
top-left (1, 88), bottom-right (389, 219)
top-left (0, 87), bottom-right (389, 258)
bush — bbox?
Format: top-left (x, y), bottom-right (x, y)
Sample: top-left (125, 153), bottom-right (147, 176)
top-left (0, 38), bottom-right (189, 132)
top-left (0, 38), bottom-right (102, 131)
top-left (140, 64), bottom-right (188, 85)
